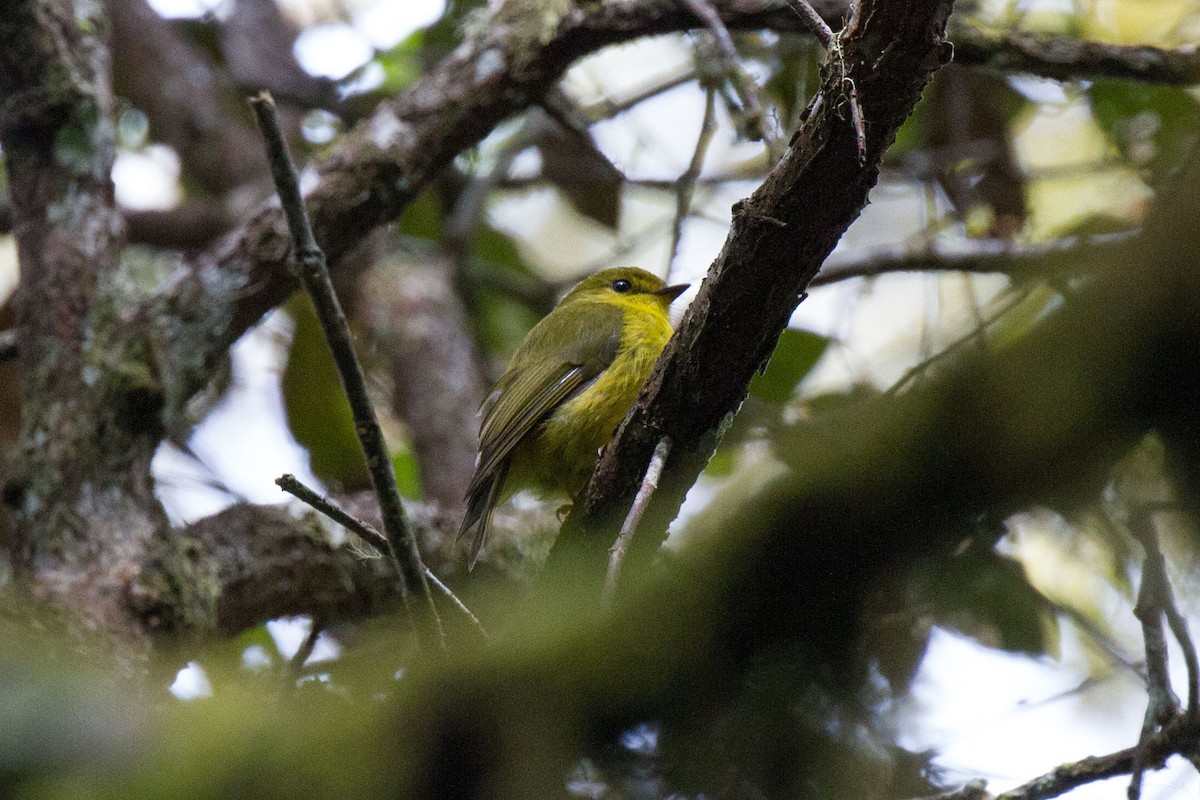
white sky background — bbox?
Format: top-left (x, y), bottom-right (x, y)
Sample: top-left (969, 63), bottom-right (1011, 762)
top-left (109, 1), bottom-right (1200, 798)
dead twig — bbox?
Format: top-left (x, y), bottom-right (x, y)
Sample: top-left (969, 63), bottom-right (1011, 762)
top-left (1127, 505), bottom-right (1193, 800)
top-left (276, 474), bottom-right (489, 640)
top-left (668, 87), bottom-right (718, 273)
top-left (603, 436), bottom-right (672, 606)
top-left (675, 0), bottom-right (764, 140)
top-left (249, 91), bottom-right (442, 649)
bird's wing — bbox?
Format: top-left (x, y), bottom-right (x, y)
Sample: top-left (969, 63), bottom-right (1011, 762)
top-left (468, 304), bottom-right (623, 498)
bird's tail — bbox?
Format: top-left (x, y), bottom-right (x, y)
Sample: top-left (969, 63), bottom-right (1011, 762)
top-left (457, 462), bottom-right (508, 571)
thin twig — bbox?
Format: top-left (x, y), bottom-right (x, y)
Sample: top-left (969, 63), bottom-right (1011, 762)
top-left (1164, 590), bottom-right (1200, 726)
top-left (248, 91), bottom-right (442, 649)
top-left (993, 714), bottom-right (1195, 800)
top-left (675, 0), bottom-right (763, 140)
top-left (905, 780), bottom-right (990, 800)
top-left (603, 436), bottom-right (672, 605)
top-left (276, 474), bottom-right (489, 640)
top-left (812, 233), bottom-right (1135, 288)
top-left (0, 328), bottom-right (17, 362)
top-left (846, 77), bottom-right (866, 166)
top-left (582, 69), bottom-right (696, 123)
top-left (1135, 506), bottom-right (1199, 724)
top-left (886, 285), bottom-right (1035, 395)
top-left (781, 0), bottom-right (834, 49)
top-left (289, 619), bottom-right (323, 682)
top-left (669, 87), bottom-right (718, 272)
top-left (1128, 508), bottom-right (1182, 800)
top-left (423, 569), bottom-right (488, 640)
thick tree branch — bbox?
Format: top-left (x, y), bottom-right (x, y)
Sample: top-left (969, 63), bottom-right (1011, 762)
top-left (182, 503), bottom-right (397, 635)
top-left (953, 26), bottom-right (1200, 85)
top-left (549, 0), bottom-right (956, 581)
top-left (109, 0), bottom-right (266, 196)
top-left (0, 0), bottom-right (180, 648)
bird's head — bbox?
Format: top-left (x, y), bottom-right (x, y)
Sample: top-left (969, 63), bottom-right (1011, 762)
top-left (561, 267), bottom-right (689, 310)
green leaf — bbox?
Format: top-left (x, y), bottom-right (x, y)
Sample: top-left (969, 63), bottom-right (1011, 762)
top-left (281, 294), bottom-right (371, 490)
top-left (704, 446), bottom-right (736, 477)
top-left (748, 328), bottom-right (829, 404)
top-left (1090, 79), bottom-right (1200, 184)
top-left (398, 190), bottom-right (444, 242)
top-left (392, 451), bottom-right (423, 501)
top-left (913, 546), bottom-right (1054, 657)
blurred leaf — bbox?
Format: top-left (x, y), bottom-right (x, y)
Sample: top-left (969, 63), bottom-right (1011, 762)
top-left (472, 224), bottom-right (526, 275)
top-left (528, 99), bottom-right (624, 229)
top-left (704, 446), bottom-right (736, 477)
top-left (473, 289), bottom-right (542, 360)
top-left (537, 129), bottom-right (623, 229)
top-left (373, 32), bottom-right (422, 94)
top-left (762, 39), bottom-right (821, 128)
top-left (234, 623), bottom-right (278, 661)
top-left (398, 190), bottom-right (444, 242)
top-left (890, 94), bottom-right (928, 156)
top-left (912, 545), bottom-right (1054, 657)
top-left (469, 225), bottom-right (547, 355)
top-left (281, 295), bottom-right (423, 496)
top-left (418, 0), bottom-right (489, 61)
top-left (1090, 79), bottom-right (1200, 185)
top-left (748, 328), bottom-right (829, 404)
top-left (392, 451), bottom-right (423, 501)
top-left (0, 619), bottom-right (146, 780)
top-left (281, 294), bottom-right (370, 490)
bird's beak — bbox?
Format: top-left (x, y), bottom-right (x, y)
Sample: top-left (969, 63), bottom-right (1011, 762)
top-left (654, 283), bottom-right (690, 302)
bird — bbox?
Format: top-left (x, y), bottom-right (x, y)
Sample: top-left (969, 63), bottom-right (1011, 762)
top-left (458, 266), bottom-right (688, 569)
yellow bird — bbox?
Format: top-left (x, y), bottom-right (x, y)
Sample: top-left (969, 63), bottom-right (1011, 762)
top-left (459, 267), bottom-right (688, 568)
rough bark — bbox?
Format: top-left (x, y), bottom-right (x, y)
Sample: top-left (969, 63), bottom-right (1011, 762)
top-left (0, 0), bottom-right (166, 649)
top-left (181, 503), bottom-right (398, 634)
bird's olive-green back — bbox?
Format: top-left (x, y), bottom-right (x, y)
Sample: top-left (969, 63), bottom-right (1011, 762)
top-left (458, 267), bottom-right (678, 567)
top-left (469, 301), bottom-right (623, 497)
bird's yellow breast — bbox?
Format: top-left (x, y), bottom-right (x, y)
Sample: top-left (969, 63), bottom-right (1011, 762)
top-left (508, 296), bottom-right (674, 494)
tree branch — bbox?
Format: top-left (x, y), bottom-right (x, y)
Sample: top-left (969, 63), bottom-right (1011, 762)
top-left (810, 233), bottom-right (1137, 287)
top-left (182, 503), bottom-right (398, 634)
top-left (548, 0), bottom-right (956, 583)
top-left (993, 715), bottom-right (1198, 800)
top-left (248, 92), bottom-right (441, 647)
top-left (109, 0), bottom-right (266, 196)
top-left (275, 475), bottom-right (487, 639)
top-left (953, 25), bottom-right (1200, 85)
top-left (0, 0), bottom-right (182, 646)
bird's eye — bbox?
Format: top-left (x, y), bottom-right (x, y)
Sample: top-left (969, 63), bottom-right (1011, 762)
top-left (612, 279), bottom-right (632, 293)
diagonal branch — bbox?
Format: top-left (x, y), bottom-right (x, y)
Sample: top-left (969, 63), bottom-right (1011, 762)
top-left (547, 0), bottom-right (957, 583)
top-left (248, 93), bottom-right (441, 647)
